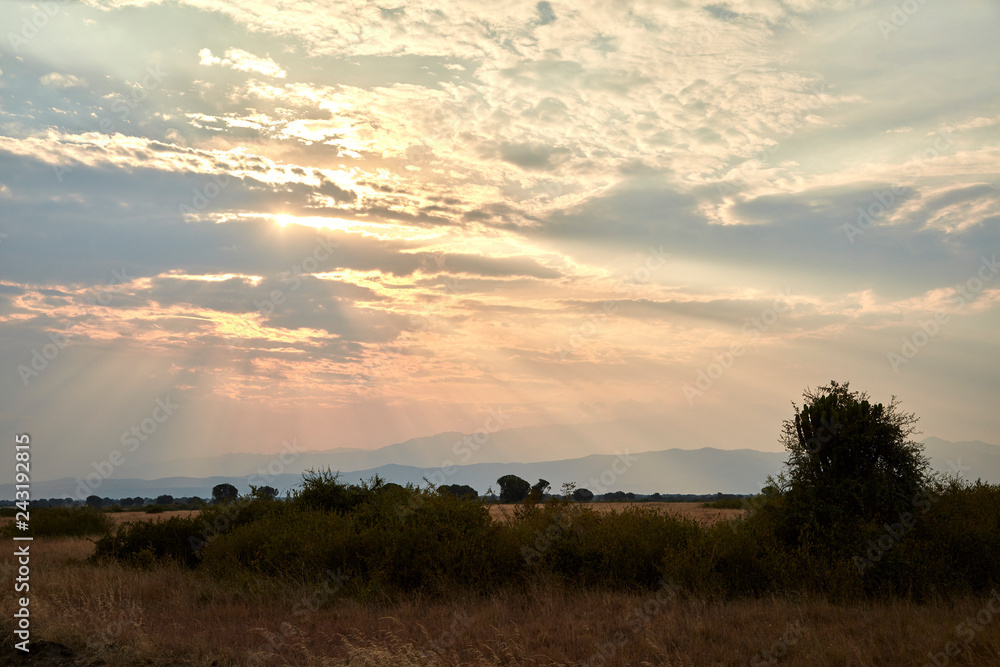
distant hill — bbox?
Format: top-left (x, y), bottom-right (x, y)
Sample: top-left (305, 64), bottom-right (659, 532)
top-left (109, 414), bottom-right (726, 479)
top-left (4, 437), bottom-right (997, 501)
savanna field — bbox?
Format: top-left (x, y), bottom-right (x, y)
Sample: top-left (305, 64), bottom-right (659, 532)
top-left (2, 473), bottom-right (1000, 667)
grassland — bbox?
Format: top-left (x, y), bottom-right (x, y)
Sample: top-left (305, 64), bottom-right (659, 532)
top-left (3, 501), bottom-right (1000, 666)
top-left (2, 531), bottom-right (1000, 665)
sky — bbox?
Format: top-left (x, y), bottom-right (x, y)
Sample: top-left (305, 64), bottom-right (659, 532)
top-left (1, 0), bottom-right (998, 482)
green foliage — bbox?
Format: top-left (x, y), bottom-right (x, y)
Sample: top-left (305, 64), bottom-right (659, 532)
top-left (212, 483), bottom-right (239, 504)
top-left (439, 484), bottom-right (478, 500)
top-left (0, 506), bottom-right (113, 538)
top-left (571, 488), bottom-right (594, 502)
top-left (778, 381), bottom-right (930, 540)
top-left (250, 485), bottom-right (279, 500)
top-left (496, 474), bottom-right (531, 503)
top-left (92, 515), bottom-right (205, 568)
top-left (92, 452), bottom-right (1000, 602)
top-left (292, 468), bottom-right (371, 514)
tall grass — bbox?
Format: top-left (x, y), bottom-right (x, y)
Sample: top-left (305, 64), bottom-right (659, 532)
top-left (90, 470), bottom-right (1000, 602)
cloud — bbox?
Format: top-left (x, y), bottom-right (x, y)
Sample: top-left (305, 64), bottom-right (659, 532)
top-left (39, 72), bottom-right (88, 88)
top-left (199, 47), bottom-right (287, 78)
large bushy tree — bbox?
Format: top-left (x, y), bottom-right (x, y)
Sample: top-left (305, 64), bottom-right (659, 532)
top-left (779, 381), bottom-right (930, 532)
top-left (212, 483), bottom-right (238, 504)
top-left (440, 484), bottom-right (478, 500)
top-left (496, 474), bottom-right (531, 504)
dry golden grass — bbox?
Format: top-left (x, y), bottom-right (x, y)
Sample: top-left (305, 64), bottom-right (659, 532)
top-left (3, 536), bottom-right (999, 666)
top-left (487, 502), bottom-right (744, 526)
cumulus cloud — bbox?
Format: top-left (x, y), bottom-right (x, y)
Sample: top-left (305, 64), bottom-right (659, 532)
top-left (2, 0), bottom-right (998, 476)
top-left (199, 47), bottom-right (287, 78)
top-left (39, 72), bottom-right (88, 88)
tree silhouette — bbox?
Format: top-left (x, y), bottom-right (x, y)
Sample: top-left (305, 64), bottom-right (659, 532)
top-left (440, 484), bottom-right (478, 499)
top-left (527, 479), bottom-right (550, 503)
top-left (212, 483), bottom-right (238, 504)
top-left (779, 380), bottom-right (929, 531)
top-left (496, 474), bottom-right (531, 503)
top-left (251, 485), bottom-right (279, 500)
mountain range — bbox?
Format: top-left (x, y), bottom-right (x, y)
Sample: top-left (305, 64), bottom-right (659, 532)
top-left (3, 424), bottom-right (997, 501)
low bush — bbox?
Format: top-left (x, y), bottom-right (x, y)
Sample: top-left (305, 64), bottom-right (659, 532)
top-left (1, 506), bottom-right (113, 538)
top-left (91, 469), bottom-right (1000, 602)
top-left (92, 515), bottom-right (205, 568)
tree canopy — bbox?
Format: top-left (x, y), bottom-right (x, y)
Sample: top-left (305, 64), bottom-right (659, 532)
top-left (779, 380), bottom-right (930, 530)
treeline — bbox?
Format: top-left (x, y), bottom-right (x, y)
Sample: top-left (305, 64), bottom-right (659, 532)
top-left (79, 470), bottom-right (1000, 601)
top-left (78, 381), bottom-right (1000, 602)
top-left (0, 495), bottom-right (208, 510)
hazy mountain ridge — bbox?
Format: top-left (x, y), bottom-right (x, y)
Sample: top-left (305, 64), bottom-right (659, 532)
top-left (111, 415), bottom-right (722, 480)
top-left (5, 437), bottom-right (997, 501)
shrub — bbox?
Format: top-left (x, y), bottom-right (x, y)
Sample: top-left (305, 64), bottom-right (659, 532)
top-left (496, 475), bottom-right (531, 503)
top-left (92, 516), bottom-right (205, 568)
top-left (778, 381), bottom-right (929, 537)
top-left (212, 483), bottom-right (238, 504)
top-left (292, 469), bottom-right (370, 514)
top-left (0, 506), bottom-right (113, 538)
